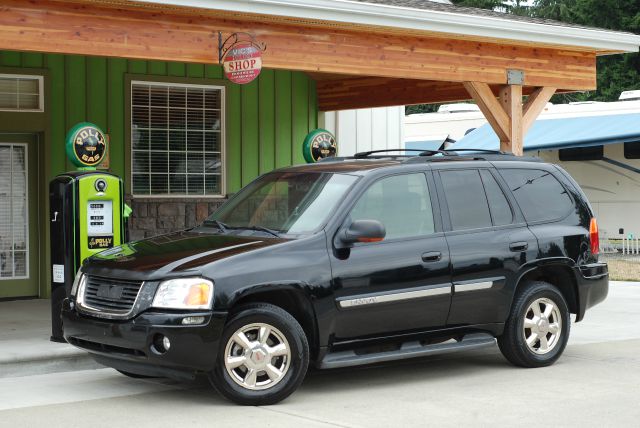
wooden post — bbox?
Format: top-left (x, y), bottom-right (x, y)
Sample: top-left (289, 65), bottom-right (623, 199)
top-left (500, 85), bottom-right (523, 156)
top-left (464, 82), bottom-right (556, 156)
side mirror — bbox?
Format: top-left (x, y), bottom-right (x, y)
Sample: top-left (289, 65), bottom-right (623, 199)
top-left (339, 219), bottom-right (386, 245)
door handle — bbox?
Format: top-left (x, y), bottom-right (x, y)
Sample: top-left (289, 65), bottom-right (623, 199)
top-left (509, 241), bottom-right (528, 252)
top-left (422, 251), bottom-right (442, 262)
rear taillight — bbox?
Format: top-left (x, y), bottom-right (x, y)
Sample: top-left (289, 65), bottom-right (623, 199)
top-left (590, 218), bottom-right (599, 255)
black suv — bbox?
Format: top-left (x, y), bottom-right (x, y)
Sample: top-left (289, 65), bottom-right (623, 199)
top-left (62, 150), bottom-right (608, 405)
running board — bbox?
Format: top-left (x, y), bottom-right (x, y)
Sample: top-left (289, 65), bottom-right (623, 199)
top-left (319, 333), bottom-right (496, 369)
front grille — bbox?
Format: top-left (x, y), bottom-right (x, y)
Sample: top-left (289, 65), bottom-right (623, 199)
top-left (81, 275), bottom-right (144, 315)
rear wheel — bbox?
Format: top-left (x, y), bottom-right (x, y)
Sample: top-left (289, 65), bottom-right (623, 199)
top-left (498, 281), bottom-right (570, 367)
top-left (209, 303), bottom-right (309, 405)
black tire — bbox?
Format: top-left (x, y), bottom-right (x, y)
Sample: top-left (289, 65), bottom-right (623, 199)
top-left (116, 370), bottom-right (158, 379)
top-left (209, 303), bottom-right (309, 405)
top-left (498, 281), bottom-right (570, 368)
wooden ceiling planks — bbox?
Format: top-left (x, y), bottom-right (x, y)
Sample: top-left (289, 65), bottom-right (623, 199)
top-left (315, 76), bottom-right (556, 111)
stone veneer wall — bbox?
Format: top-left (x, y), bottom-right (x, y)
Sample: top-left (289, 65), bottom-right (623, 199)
top-left (127, 197), bottom-right (227, 241)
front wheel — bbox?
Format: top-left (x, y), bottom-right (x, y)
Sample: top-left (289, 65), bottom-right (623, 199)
top-left (209, 303), bottom-right (309, 405)
top-left (498, 281), bottom-right (570, 368)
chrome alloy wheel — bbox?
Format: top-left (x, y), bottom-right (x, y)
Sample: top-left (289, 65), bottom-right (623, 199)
top-left (224, 322), bottom-right (291, 391)
top-left (523, 297), bottom-right (563, 355)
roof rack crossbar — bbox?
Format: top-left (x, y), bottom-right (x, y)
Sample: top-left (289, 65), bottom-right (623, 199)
top-left (418, 148), bottom-right (508, 156)
top-left (353, 149), bottom-right (431, 158)
top-left (353, 148), bottom-right (508, 159)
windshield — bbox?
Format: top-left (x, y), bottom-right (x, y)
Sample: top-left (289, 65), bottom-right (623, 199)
top-left (206, 172), bottom-right (358, 235)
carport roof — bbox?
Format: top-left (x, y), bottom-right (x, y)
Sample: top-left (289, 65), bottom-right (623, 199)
top-left (137, 0), bottom-right (640, 53)
top-left (454, 113), bottom-right (640, 151)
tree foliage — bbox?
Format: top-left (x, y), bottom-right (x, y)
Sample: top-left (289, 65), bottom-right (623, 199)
top-left (406, 0), bottom-right (640, 113)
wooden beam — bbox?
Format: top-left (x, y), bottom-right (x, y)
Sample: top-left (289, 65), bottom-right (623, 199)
top-left (463, 82), bottom-right (510, 142)
top-left (463, 82), bottom-right (532, 155)
top-left (523, 87), bottom-right (557, 133)
top-left (500, 85), bottom-right (524, 155)
top-left (0, 0), bottom-right (597, 90)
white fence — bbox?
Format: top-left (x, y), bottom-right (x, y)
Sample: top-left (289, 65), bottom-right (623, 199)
top-left (622, 237), bottom-right (640, 255)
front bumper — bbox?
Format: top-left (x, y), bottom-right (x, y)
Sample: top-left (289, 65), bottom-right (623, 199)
top-left (62, 299), bottom-right (227, 379)
top-left (575, 262), bottom-right (609, 322)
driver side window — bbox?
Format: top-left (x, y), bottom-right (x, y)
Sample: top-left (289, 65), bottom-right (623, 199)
top-left (350, 173), bottom-right (435, 240)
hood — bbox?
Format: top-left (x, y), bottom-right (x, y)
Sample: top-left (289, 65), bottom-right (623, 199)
top-left (84, 230), bottom-right (288, 276)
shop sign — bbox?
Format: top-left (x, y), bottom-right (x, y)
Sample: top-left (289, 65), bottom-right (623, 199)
top-left (303, 129), bottom-right (337, 163)
top-left (223, 42), bottom-right (263, 84)
top-left (219, 32), bottom-right (266, 85)
top-left (65, 122), bottom-right (108, 168)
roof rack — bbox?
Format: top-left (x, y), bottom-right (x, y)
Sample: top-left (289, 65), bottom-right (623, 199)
top-left (320, 148), bottom-right (541, 163)
top-left (353, 148), bottom-right (508, 158)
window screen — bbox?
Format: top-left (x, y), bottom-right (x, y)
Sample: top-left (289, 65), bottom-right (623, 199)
top-left (498, 169), bottom-right (573, 223)
top-left (0, 75), bottom-right (43, 111)
top-left (350, 173), bottom-right (434, 240)
top-left (131, 81), bottom-right (224, 196)
top-left (440, 170), bottom-right (492, 230)
top-left (479, 170), bottom-right (513, 226)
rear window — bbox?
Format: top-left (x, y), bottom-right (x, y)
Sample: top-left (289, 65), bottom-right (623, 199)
top-left (498, 168), bottom-right (573, 223)
top-left (440, 170), bottom-right (492, 230)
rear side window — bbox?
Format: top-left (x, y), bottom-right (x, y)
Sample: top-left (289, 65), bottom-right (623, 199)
top-left (350, 173), bottom-right (435, 239)
top-left (440, 170), bottom-right (492, 230)
top-left (480, 170), bottom-right (513, 226)
top-left (499, 168), bottom-right (573, 223)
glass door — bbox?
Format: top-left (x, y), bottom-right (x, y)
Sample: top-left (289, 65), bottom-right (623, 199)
top-left (0, 134), bottom-right (39, 298)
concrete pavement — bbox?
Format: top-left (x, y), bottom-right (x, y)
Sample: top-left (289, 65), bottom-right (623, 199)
top-left (0, 282), bottom-right (638, 427)
top-left (0, 299), bottom-right (100, 378)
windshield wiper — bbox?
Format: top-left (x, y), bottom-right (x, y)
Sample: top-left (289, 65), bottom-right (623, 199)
top-left (204, 220), bottom-right (280, 237)
top-left (203, 219), bottom-right (230, 233)
top-left (242, 225), bottom-right (281, 238)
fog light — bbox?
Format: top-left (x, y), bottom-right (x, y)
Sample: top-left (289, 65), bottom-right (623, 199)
top-left (182, 316), bottom-right (206, 325)
top-left (152, 334), bottom-right (171, 354)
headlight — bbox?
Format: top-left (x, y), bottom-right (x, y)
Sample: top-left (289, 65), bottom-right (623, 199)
top-left (152, 278), bottom-right (214, 310)
top-left (70, 270), bottom-right (85, 297)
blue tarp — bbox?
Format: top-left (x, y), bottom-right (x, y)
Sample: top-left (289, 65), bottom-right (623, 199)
top-left (455, 113), bottom-right (640, 151)
top-left (405, 139), bottom-right (445, 152)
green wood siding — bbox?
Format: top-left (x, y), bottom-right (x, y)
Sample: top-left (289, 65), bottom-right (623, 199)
top-left (0, 51), bottom-right (319, 193)
top-left (0, 50), bottom-right (319, 298)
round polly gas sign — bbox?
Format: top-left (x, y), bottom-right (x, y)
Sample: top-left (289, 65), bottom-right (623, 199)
top-left (223, 42), bottom-right (263, 84)
top-left (303, 129), bottom-right (337, 163)
top-left (65, 122), bottom-right (108, 169)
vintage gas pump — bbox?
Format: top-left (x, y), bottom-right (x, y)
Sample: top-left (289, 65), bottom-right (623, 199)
top-left (50, 123), bottom-right (125, 341)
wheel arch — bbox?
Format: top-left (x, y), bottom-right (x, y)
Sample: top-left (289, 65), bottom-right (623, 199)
top-left (513, 260), bottom-right (580, 319)
top-left (226, 283), bottom-right (319, 359)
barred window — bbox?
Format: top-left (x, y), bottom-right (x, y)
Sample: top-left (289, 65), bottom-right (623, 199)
top-left (131, 81), bottom-right (224, 196)
top-left (0, 74), bottom-right (44, 112)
